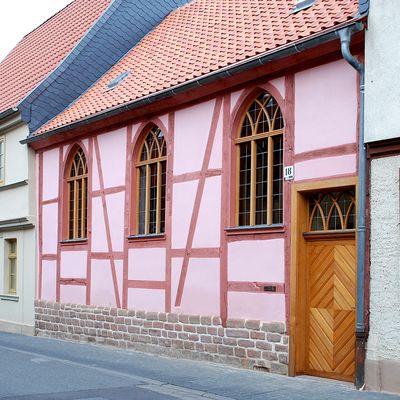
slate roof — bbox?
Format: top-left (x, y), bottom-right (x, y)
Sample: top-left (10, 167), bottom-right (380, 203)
top-left (37, 0), bottom-right (360, 136)
top-left (0, 0), bottom-right (112, 114)
top-left (18, 0), bottom-right (190, 133)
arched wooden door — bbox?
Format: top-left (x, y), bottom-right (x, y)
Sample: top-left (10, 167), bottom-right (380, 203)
top-left (303, 191), bottom-right (356, 381)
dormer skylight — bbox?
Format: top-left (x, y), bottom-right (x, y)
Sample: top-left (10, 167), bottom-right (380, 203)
top-left (106, 69), bottom-right (131, 91)
top-left (291, 0), bottom-right (316, 14)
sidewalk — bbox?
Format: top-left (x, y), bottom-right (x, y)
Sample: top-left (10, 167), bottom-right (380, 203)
top-left (0, 332), bottom-right (398, 400)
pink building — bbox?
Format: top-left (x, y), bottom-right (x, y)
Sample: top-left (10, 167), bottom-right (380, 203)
top-left (27, 0), bottom-right (366, 384)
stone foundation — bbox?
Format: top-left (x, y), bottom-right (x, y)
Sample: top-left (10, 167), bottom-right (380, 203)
top-left (35, 300), bottom-right (289, 375)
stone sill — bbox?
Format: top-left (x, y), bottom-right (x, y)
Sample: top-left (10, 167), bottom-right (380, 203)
top-left (0, 294), bottom-right (19, 302)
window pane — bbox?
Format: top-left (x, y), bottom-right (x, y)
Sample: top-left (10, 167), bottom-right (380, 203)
top-left (138, 166), bottom-right (147, 234)
top-left (68, 181), bottom-right (75, 239)
top-left (346, 203), bottom-right (356, 229)
top-left (77, 179), bottom-right (83, 236)
top-left (256, 97), bottom-right (270, 134)
top-left (238, 142), bottom-right (251, 226)
top-left (9, 258), bottom-right (16, 292)
top-left (272, 135), bottom-right (283, 224)
top-left (328, 205), bottom-right (342, 230)
top-left (255, 138), bottom-right (268, 225)
top-left (149, 163), bottom-right (158, 234)
top-left (240, 114), bottom-right (253, 137)
top-left (160, 161), bottom-right (167, 233)
top-left (310, 204), bottom-right (324, 231)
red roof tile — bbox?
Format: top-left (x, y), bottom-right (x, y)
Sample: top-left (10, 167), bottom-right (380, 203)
top-left (38, 0), bottom-right (359, 134)
top-left (0, 0), bottom-right (112, 114)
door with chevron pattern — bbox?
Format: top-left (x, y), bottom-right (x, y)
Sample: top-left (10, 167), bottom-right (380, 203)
top-left (304, 191), bottom-right (357, 381)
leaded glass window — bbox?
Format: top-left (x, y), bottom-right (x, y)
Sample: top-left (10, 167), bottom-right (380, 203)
top-left (236, 92), bottom-right (284, 226)
top-left (67, 147), bottom-right (88, 239)
top-left (136, 126), bottom-right (166, 235)
top-left (308, 190), bottom-right (356, 232)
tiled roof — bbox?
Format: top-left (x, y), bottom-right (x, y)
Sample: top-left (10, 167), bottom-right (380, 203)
top-left (37, 0), bottom-right (359, 135)
top-left (0, 0), bottom-right (113, 114)
top-left (18, 0), bottom-right (190, 133)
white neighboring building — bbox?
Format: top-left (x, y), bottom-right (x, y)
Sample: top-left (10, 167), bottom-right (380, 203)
top-left (0, 112), bottom-right (36, 334)
top-left (365, 0), bottom-right (400, 393)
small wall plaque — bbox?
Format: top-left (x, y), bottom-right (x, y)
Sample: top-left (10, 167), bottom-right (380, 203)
top-left (284, 166), bottom-right (294, 181)
top-left (264, 286), bottom-right (277, 292)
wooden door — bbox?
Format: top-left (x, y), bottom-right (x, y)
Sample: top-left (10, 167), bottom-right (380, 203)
top-left (305, 238), bottom-right (356, 381)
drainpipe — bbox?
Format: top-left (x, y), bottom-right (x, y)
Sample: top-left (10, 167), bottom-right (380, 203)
top-left (339, 25), bottom-right (366, 390)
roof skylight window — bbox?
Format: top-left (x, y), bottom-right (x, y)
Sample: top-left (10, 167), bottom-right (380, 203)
top-left (106, 69), bottom-right (131, 91)
top-left (291, 0), bottom-right (316, 14)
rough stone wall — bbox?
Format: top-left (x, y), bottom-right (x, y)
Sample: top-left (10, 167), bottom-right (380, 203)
top-left (35, 300), bottom-right (289, 375)
top-left (368, 155), bottom-right (400, 362)
top-left (366, 155), bottom-right (400, 393)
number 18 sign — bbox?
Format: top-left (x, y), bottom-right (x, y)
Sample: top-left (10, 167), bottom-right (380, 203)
top-left (284, 165), bottom-right (294, 181)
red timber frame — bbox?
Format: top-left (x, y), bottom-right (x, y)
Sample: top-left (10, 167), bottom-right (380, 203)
top-left (37, 69), bottom-right (358, 331)
top-left (37, 80), bottom-right (293, 326)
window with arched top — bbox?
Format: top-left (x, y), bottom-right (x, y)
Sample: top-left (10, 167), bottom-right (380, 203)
top-left (135, 126), bottom-right (167, 235)
top-left (236, 92), bottom-right (284, 227)
top-left (308, 190), bottom-right (356, 232)
top-left (66, 147), bottom-right (88, 240)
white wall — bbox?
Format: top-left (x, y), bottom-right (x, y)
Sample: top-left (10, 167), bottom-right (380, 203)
top-left (0, 229), bottom-right (36, 334)
top-left (0, 119), bottom-right (36, 334)
top-left (368, 155), bottom-right (400, 361)
top-left (365, 0), bottom-right (400, 143)
top-left (3, 123), bottom-right (29, 183)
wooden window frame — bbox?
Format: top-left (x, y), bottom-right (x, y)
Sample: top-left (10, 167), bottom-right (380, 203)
top-left (134, 126), bottom-right (167, 236)
top-left (235, 92), bottom-right (284, 227)
top-left (65, 146), bottom-right (88, 240)
top-left (0, 136), bottom-right (5, 186)
top-left (5, 239), bottom-right (17, 294)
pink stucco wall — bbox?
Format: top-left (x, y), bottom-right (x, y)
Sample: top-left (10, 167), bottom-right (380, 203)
top-left (294, 60), bottom-right (358, 154)
top-left (295, 154), bottom-right (357, 181)
top-left (42, 149), bottom-right (59, 201)
top-left (128, 248), bottom-right (166, 281)
top-left (42, 203), bottom-right (58, 254)
top-left (174, 100), bottom-right (216, 175)
top-left (91, 197), bottom-right (108, 252)
top-left (60, 285), bottom-right (86, 304)
top-left (41, 261), bottom-right (56, 301)
top-left (172, 180), bottom-right (197, 249)
top-left (106, 192), bottom-right (125, 252)
top-left (128, 288), bottom-right (165, 312)
top-left (193, 176), bottom-right (221, 248)
top-left (91, 259), bottom-right (123, 307)
top-left (171, 257), bottom-right (220, 316)
top-left (228, 239), bottom-right (285, 282)
top-left (97, 128), bottom-right (127, 188)
top-left (39, 61), bottom-right (359, 325)
top-left (60, 251), bottom-right (87, 278)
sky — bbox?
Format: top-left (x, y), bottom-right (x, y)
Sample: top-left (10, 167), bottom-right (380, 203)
top-left (0, 0), bottom-right (73, 62)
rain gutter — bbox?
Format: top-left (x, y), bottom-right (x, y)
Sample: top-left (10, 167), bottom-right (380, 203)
top-left (339, 25), bottom-right (366, 390)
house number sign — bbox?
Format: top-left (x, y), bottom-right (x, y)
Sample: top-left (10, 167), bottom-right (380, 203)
top-left (284, 165), bottom-right (294, 181)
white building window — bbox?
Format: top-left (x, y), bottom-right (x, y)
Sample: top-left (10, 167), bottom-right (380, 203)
top-left (0, 136), bottom-right (4, 185)
top-left (5, 239), bottom-right (17, 294)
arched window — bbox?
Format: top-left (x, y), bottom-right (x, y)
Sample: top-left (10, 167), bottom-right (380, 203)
top-left (236, 92), bottom-right (284, 226)
top-left (136, 126), bottom-right (166, 235)
top-left (308, 190), bottom-right (356, 232)
top-left (66, 147), bottom-right (88, 240)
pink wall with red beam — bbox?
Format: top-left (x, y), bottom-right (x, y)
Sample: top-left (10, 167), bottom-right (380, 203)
top-left (38, 59), bottom-right (358, 326)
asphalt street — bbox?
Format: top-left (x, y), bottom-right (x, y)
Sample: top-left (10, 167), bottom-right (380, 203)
top-left (0, 332), bottom-right (398, 400)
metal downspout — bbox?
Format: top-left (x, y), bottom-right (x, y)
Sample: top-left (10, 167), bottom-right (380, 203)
top-left (338, 25), bottom-right (366, 390)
